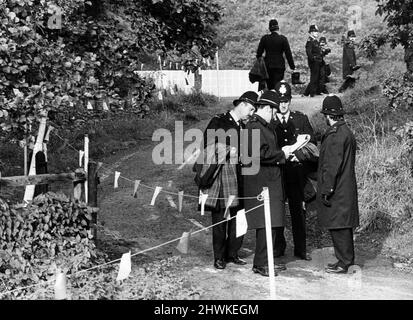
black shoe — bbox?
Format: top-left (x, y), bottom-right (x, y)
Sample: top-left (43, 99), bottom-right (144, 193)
top-left (327, 261), bottom-right (339, 268)
top-left (253, 265), bottom-right (278, 277)
top-left (214, 259), bottom-right (226, 270)
top-left (294, 253), bottom-right (312, 261)
top-left (325, 265), bottom-right (348, 274)
top-left (226, 256), bottom-right (247, 265)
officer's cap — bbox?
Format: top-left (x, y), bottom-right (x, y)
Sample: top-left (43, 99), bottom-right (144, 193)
top-left (255, 90), bottom-right (280, 109)
top-left (233, 91), bottom-right (259, 107)
top-left (274, 80), bottom-right (292, 102)
top-left (269, 19), bottom-right (279, 32)
top-left (309, 25), bottom-right (319, 33)
top-left (348, 30), bottom-right (356, 38)
top-left (321, 95), bottom-right (345, 116)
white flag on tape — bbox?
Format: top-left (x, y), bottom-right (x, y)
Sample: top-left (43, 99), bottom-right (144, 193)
top-left (150, 186), bottom-right (162, 206)
top-left (236, 209), bottom-right (248, 238)
top-left (87, 101), bottom-right (93, 110)
top-left (224, 195), bottom-right (236, 220)
top-left (158, 91), bottom-right (163, 101)
top-left (54, 270), bottom-right (67, 300)
top-left (79, 150), bottom-right (84, 167)
top-left (116, 251), bottom-right (131, 281)
top-left (199, 191), bottom-right (208, 216)
top-left (114, 171), bottom-right (121, 188)
top-left (133, 180), bottom-right (141, 198)
top-left (102, 101), bottom-right (109, 111)
top-left (178, 191), bottom-right (184, 212)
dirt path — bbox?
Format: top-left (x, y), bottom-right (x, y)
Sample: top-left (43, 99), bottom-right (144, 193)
top-left (97, 95), bottom-right (413, 300)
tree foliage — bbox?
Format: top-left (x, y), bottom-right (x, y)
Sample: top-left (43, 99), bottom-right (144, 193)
top-left (0, 0), bottom-right (221, 144)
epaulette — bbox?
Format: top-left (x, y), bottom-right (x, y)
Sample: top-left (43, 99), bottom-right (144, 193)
top-left (291, 110), bottom-right (304, 116)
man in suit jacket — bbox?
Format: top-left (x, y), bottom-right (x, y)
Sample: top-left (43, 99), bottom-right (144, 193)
top-left (200, 91), bottom-right (257, 270)
top-left (304, 25), bottom-right (323, 97)
top-left (272, 80), bottom-right (316, 261)
top-left (256, 19), bottom-right (296, 90)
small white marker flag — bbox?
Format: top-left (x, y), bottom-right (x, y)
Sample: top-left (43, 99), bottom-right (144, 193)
top-left (158, 91), bottom-right (163, 101)
top-left (178, 191), bottom-right (184, 212)
top-left (114, 171), bottom-right (121, 188)
top-left (102, 101), bottom-right (109, 111)
top-left (116, 251), bottom-right (132, 281)
top-left (224, 195), bottom-right (236, 220)
top-left (79, 150), bottom-right (84, 167)
top-left (150, 186), bottom-right (162, 206)
top-left (199, 192), bottom-right (208, 216)
top-left (87, 101), bottom-right (93, 110)
top-left (133, 180), bottom-right (141, 198)
top-left (236, 209), bottom-right (248, 238)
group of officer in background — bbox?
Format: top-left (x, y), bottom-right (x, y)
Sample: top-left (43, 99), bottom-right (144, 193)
top-left (196, 18), bottom-right (360, 278)
top-left (255, 19), bottom-right (359, 95)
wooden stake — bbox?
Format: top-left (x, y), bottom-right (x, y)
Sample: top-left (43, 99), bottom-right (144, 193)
top-left (24, 116), bottom-right (47, 203)
top-left (263, 187), bottom-right (276, 300)
top-left (88, 161), bottom-right (99, 241)
top-left (84, 135), bottom-right (89, 203)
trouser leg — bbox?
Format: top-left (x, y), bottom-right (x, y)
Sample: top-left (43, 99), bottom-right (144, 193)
top-left (226, 207), bottom-right (244, 259)
top-left (329, 228), bottom-right (355, 268)
top-left (267, 68), bottom-right (285, 90)
top-left (273, 226), bottom-right (286, 254)
top-left (305, 61), bottom-right (321, 96)
top-left (211, 209), bottom-right (227, 260)
top-left (254, 227), bottom-right (277, 267)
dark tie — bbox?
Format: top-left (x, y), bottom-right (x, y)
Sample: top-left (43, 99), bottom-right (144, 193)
top-left (282, 116), bottom-right (286, 126)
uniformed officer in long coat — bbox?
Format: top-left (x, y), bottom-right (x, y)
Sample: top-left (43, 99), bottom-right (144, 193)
top-left (256, 19), bottom-right (296, 90)
top-left (271, 80), bottom-right (316, 261)
top-left (304, 25), bottom-right (323, 97)
top-left (317, 95), bottom-right (359, 274)
top-left (198, 91), bottom-right (258, 270)
top-left (339, 30), bottom-right (358, 93)
top-left (242, 90), bottom-right (293, 277)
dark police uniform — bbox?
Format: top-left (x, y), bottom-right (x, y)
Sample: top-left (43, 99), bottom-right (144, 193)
top-left (202, 111), bottom-right (244, 263)
top-left (318, 95), bottom-right (359, 272)
top-left (256, 32), bottom-right (295, 90)
top-left (339, 39), bottom-right (357, 93)
top-left (304, 36), bottom-right (323, 97)
top-left (272, 110), bottom-right (316, 257)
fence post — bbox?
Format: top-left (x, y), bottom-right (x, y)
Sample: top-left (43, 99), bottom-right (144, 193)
top-left (24, 115), bottom-right (47, 203)
top-left (262, 187), bottom-right (276, 300)
top-left (87, 161), bottom-right (100, 241)
top-left (84, 135), bottom-right (89, 204)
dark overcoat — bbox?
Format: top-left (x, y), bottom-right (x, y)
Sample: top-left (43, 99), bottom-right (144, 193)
top-left (242, 114), bottom-right (286, 229)
top-left (199, 112), bottom-right (244, 211)
top-left (305, 37), bottom-right (323, 65)
top-left (316, 121), bottom-right (359, 229)
top-left (256, 32), bottom-right (295, 70)
top-left (342, 41), bottom-right (357, 79)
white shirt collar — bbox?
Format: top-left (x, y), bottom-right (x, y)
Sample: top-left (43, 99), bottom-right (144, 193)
top-left (276, 110), bottom-right (290, 122)
top-left (229, 110), bottom-right (240, 124)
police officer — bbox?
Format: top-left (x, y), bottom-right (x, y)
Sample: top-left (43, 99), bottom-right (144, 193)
top-left (271, 80), bottom-right (315, 260)
top-left (339, 30), bottom-right (359, 93)
top-left (199, 91), bottom-right (258, 270)
top-left (319, 36), bottom-right (331, 94)
top-left (318, 95), bottom-right (359, 273)
top-left (242, 90), bottom-right (292, 277)
top-left (256, 19), bottom-right (296, 90)
top-left (304, 25), bottom-right (323, 97)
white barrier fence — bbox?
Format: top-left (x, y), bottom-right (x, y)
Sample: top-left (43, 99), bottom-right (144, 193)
top-left (136, 70), bottom-right (258, 98)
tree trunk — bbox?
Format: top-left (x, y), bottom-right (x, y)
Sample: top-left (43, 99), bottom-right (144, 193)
top-left (404, 43), bottom-right (413, 82)
top-left (194, 69), bottom-right (202, 93)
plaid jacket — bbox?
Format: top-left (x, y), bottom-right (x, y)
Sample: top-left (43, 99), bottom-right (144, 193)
top-left (200, 143), bottom-right (239, 210)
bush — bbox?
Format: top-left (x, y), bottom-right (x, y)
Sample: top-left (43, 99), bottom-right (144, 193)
top-left (0, 192), bottom-right (98, 297)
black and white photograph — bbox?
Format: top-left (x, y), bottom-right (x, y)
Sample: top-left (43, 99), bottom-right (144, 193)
top-left (0, 0), bottom-right (413, 307)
